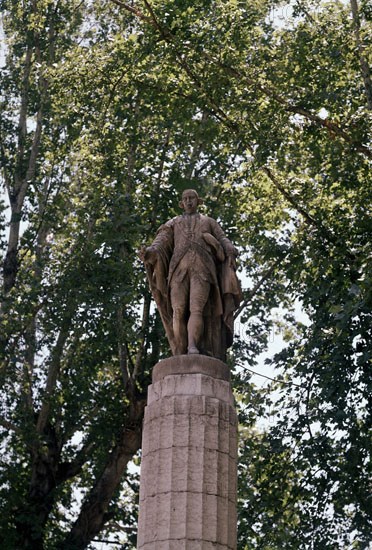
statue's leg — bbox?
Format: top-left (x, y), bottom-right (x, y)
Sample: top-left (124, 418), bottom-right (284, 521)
top-left (188, 278), bottom-right (210, 354)
top-left (170, 280), bottom-right (189, 355)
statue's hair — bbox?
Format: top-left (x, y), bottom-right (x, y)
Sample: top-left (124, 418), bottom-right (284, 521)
top-left (180, 189), bottom-right (204, 207)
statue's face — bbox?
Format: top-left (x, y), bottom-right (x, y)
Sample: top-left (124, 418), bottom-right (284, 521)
top-left (181, 191), bottom-right (199, 214)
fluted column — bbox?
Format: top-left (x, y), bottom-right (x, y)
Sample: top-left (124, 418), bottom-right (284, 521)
top-left (137, 355), bottom-right (237, 550)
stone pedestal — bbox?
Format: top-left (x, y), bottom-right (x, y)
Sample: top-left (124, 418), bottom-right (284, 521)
top-left (137, 355), bottom-right (237, 550)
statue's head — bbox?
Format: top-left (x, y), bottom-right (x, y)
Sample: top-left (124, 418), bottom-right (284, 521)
top-left (179, 189), bottom-right (203, 214)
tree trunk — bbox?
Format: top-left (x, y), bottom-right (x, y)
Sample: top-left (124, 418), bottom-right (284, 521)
top-left (59, 401), bottom-right (145, 550)
top-left (14, 425), bottom-right (62, 549)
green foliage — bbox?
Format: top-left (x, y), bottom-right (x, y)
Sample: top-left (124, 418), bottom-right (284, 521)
top-left (0, 0), bottom-right (371, 548)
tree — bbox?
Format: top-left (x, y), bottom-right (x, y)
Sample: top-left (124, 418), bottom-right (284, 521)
top-left (1, 0), bottom-right (371, 548)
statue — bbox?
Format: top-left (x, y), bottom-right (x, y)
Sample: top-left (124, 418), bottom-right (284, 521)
top-left (141, 189), bottom-right (242, 360)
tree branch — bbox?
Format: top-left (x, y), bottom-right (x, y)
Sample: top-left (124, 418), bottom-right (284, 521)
top-left (57, 440), bottom-right (96, 483)
top-left (234, 255), bottom-right (286, 319)
top-left (133, 292), bottom-right (151, 380)
top-left (14, 46), bottom-right (33, 189)
top-left (2, 45), bottom-right (33, 295)
top-left (185, 111), bottom-right (209, 180)
top-left (36, 323), bottom-right (71, 434)
top-left (350, 0), bottom-right (372, 110)
top-left (3, 34), bottom-right (47, 294)
top-left (0, 416), bottom-right (22, 435)
top-left (117, 305), bottom-right (130, 388)
top-left (212, 58), bottom-right (372, 158)
top-left (110, 0), bottom-right (151, 23)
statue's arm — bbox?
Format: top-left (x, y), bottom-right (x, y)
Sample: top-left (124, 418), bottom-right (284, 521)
top-left (142, 221), bottom-right (174, 265)
top-left (209, 218), bottom-right (238, 260)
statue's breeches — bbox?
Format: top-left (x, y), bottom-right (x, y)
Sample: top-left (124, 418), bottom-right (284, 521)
top-left (170, 273), bottom-right (210, 316)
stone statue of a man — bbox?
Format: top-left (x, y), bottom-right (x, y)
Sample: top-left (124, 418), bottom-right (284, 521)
top-left (142, 189), bottom-right (242, 360)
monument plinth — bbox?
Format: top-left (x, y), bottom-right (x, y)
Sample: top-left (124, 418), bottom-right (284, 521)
top-left (137, 355), bottom-right (237, 550)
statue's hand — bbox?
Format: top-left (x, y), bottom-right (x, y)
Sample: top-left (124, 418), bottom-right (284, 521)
top-left (143, 246), bottom-right (158, 265)
top-left (227, 255), bottom-right (237, 269)
top-left (224, 242), bottom-right (238, 257)
top-left (138, 246), bottom-right (146, 262)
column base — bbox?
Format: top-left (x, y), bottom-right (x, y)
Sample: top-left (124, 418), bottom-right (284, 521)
top-left (137, 355), bottom-right (237, 550)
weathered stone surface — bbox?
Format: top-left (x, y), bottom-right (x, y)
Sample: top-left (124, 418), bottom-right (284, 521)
top-left (152, 354), bottom-right (231, 383)
top-left (148, 373), bottom-right (234, 407)
top-left (137, 357), bottom-right (237, 550)
top-left (139, 542), bottom-right (235, 550)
